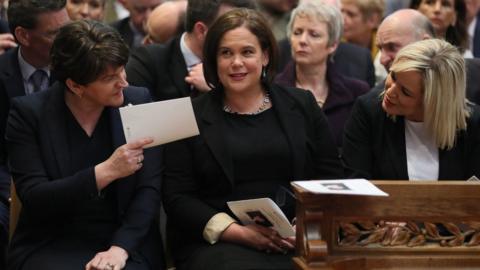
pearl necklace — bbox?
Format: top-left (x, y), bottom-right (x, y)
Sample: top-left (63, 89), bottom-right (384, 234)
top-left (223, 92), bottom-right (271, 115)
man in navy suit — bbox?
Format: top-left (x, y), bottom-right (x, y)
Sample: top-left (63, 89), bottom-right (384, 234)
top-left (0, 1), bottom-right (69, 267)
top-left (126, 0), bottom-right (256, 101)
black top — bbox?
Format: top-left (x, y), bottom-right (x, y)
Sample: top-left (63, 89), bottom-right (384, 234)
top-left (65, 106), bottom-right (117, 240)
top-left (224, 108), bottom-right (294, 216)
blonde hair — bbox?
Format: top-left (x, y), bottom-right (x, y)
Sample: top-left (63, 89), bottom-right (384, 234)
top-left (390, 39), bottom-right (470, 150)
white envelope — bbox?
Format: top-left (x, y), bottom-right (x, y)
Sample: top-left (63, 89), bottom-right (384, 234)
top-left (119, 97), bottom-right (200, 148)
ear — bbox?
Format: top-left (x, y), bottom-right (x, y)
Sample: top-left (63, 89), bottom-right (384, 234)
top-left (193, 21), bottom-right (208, 42)
top-left (366, 13), bottom-right (382, 30)
top-left (327, 41), bottom-right (339, 55)
top-left (65, 78), bottom-right (85, 98)
top-left (14, 27), bottom-right (29, 47)
top-left (262, 50), bottom-right (269, 67)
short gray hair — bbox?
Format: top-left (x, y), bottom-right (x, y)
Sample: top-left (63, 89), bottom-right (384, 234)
top-left (287, 1), bottom-right (343, 46)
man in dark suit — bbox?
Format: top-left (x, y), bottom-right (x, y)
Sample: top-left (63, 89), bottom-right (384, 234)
top-left (111, 0), bottom-right (163, 48)
top-left (375, 9), bottom-right (480, 104)
top-left (466, 0), bottom-right (480, 57)
top-left (125, 0), bottom-right (256, 101)
top-left (0, 1), bottom-right (69, 267)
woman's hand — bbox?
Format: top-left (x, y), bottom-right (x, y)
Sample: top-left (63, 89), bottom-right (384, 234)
top-left (220, 223), bottom-right (295, 253)
top-left (85, 245), bottom-right (128, 270)
top-left (95, 137), bottom-right (153, 191)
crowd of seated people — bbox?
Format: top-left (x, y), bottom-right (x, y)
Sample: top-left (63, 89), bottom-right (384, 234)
top-left (0, 0), bottom-right (479, 269)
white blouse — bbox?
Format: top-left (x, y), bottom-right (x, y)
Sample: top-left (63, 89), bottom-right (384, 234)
top-left (405, 120), bottom-right (439, 181)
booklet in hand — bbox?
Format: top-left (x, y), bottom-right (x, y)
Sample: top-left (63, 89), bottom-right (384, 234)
top-left (119, 97), bottom-right (200, 148)
top-left (227, 198), bottom-right (295, 238)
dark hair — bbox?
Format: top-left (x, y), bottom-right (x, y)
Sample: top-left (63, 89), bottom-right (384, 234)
top-left (8, 0), bottom-right (66, 33)
top-left (203, 8), bottom-right (278, 89)
top-left (184, 0), bottom-right (256, 32)
top-left (50, 20), bottom-right (129, 85)
top-left (410, 0), bottom-right (468, 53)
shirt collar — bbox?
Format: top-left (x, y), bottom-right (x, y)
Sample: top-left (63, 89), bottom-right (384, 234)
top-left (17, 47), bottom-right (50, 81)
top-left (180, 32), bottom-right (201, 70)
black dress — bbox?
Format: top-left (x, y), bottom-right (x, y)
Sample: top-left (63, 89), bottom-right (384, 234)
top-left (180, 109), bottom-right (295, 270)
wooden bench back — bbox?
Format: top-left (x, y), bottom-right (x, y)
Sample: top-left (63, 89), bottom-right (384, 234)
top-left (292, 181), bottom-right (480, 269)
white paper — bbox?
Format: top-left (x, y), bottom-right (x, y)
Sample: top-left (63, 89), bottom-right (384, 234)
top-left (119, 97), bottom-right (199, 148)
top-left (292, 179), bottom-right (389, 196)
top-left (227, 198), bottom-right (295, 238)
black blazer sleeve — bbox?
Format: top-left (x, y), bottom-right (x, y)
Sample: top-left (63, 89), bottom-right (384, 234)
top-left (6, 97), bottom-right (99, 221)
top-left (342, 92), bottom-right (376, 179)
top-left (162, 137), bottom-right (219, 239)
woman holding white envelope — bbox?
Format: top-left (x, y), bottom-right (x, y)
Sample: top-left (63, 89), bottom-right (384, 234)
top-left (162, 8), bottom-right (344, 270)
top-left (6, 20), bottom-right (164, 270)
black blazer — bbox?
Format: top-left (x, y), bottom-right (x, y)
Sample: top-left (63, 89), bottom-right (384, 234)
top-left (126, 36), bottom-right (191, 101)
top-left (0, 48), bottom-right (56, 217)
top-left (111, 17), bottom-right (134, 49)
top-left (162, 84), bottom-right (344, 262)
top-left (277, 39), bottom-right (375, 87)
top-left (342, 88), bottom-right (480, 180)
top-left (5, 83), bottom-right (165, 270)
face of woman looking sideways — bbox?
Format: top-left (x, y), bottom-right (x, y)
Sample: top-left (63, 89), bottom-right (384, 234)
top-left (382, 70), bottom-right (425, 121)
top-left (66, 0), bottom-right (105, 21)
top-left (216, 26), bottom-right (269, 94)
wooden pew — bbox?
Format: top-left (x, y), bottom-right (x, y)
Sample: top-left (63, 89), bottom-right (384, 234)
top-left (292, 181), bottom-right (480, 270)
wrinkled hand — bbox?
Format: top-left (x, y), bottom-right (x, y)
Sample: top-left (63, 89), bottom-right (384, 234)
top-left (95, 137), bottom-right (153, 190)
top-left (85, 246), bottom-right (128, 270)
top-left (220, 223), bottom-right (295, 254)
top-left (0, 33), bottom-right (17, 55)
top-left (185, 63), bottom-right (211, 92)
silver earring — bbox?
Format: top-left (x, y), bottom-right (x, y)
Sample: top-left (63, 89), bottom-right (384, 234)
top-left (261, 66), bottom-right (267, 79)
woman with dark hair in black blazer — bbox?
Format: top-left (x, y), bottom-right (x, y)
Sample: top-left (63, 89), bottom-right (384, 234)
top-left (343, 39), bottom-right (480, 181)
top-left (6, 20), bottom-right (164, 270)
top-left (162, 8), bottom-right (344, 270)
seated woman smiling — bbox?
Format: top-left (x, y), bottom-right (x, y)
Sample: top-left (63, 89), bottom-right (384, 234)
top-left (162, 8), bottom-right (343, 270)
top-left (343, 38), bottom-right (480, 180)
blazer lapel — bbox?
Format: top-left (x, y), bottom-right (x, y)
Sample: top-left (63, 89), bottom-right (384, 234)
top-left (3, 48), bottom-right (26, 98)
top-left (384, 116), bottom-right (409, 179)
top-left (170, 39), bottom-right (190, 97)
top-left (270, 85), bottom-right (306, 178)
top-left (200, 91), bottom-right (235, 185)
top-left (45, 83), bottom-right (71, 177)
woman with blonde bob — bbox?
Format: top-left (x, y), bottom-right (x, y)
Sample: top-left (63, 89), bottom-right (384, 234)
top-left (343, 39), bottom-right (480, 180)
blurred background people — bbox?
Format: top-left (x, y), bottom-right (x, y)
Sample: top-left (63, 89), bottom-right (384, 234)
top-left (277, 0), bottom-right (375, 87)
top-left (163, 8), bottom-right (343, 270)
top-left (341, 0), bottom-right (384, 59)
top-left (340, 0), bottom-right (386, 84)
top-left (275, 1), bottom-right (369, 147)
top-left (343, 39), bottom-right (480, 180)
top-left (374, 9), bottom-right (480, 105)
top-left (466, 0), bottom-right (480, 57)
top-left (110, 0), bottom-right (163, 48)
top-left (6, 20), bottom-right (164, 270)
top-left (126, 0), bottom-right (256, 101)
top-left (410, 0), bottom-right (472, 57)
top-left (257, 0), bottom-right (298, 41)
top-left (66, 0), bottom-right (106, 21)
top-left (143, 0), bottom-right (187, 45)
